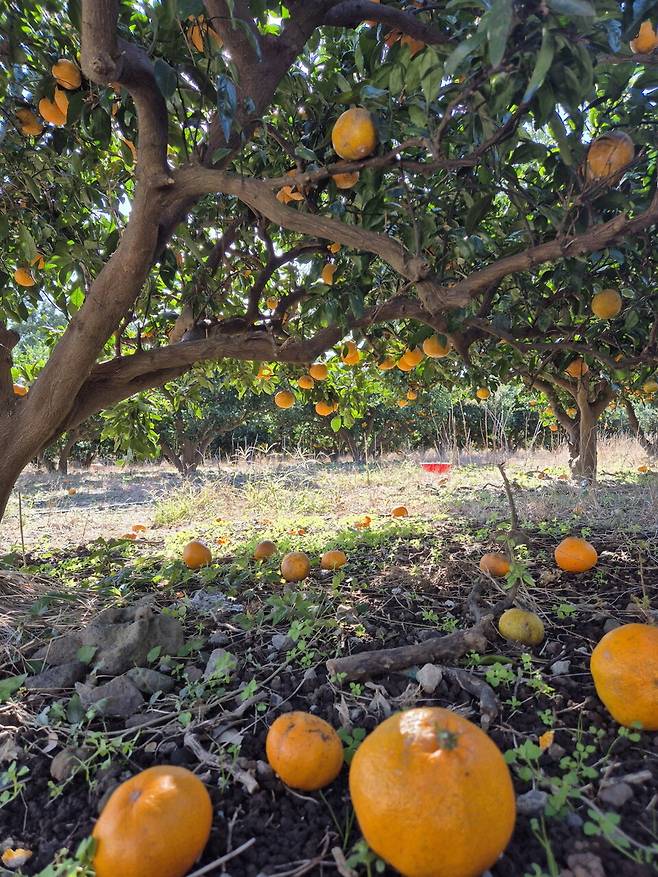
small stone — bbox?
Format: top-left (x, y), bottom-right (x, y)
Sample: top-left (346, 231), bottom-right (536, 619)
top-left (75, 675), bottom-right (144, 718)
top-left (416, 663), bottom-right (443, 694)
top-left (255, 760), bottom-right (274, 781)
top-left (270, 634), bottom-right (293, 652)
top-left (185, 666), bottom-right (203, 684)
top-left (599, 781), bottom-right (634, 808)
top-left (544, 641), bottom-right (562, 656)
top-left (125, 667), bottom-right (175, 695)
top-left (25, 661), bottom-right (86, 690)
top-left (301, 668), bottom-right (318, 691)
top-left (208, 632), bottom-right (230, 647)
top-left (516, 789), bottom-right (548, 815)
top-left (50, 748), bottom-right (89, 782)
top-left (603, 618), bottom-right (622, 634)
top-left (549, 660), bottom-right (571, 676)
top-left (547, 743), bottom-right (566, 761)
top-left (564, 811), bottom-right (583, 829)
top-left (269, 693), bottom-right (284, 709)
top-left (203, 648), bottom-right (237, 679)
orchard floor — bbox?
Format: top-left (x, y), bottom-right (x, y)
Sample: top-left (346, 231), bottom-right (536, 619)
top-left (1, 447), bottom-right (658, 877)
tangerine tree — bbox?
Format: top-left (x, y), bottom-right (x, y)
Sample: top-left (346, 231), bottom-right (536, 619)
top-left (3, 0), bottom-right (658, 517)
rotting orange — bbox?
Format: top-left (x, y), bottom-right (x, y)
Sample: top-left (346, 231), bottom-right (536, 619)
top-left (266, 712), bottom-right (343, 790)
top-left (498, 608), bottom-right (545, 646)
top-left (554, 536), bottom-right (597, 573)
top-left (479, 553), bottom-right (510, 577)
top-left (349, 707), bottom-right (516, 877)
top-left (92, 765), bottom-right (212, 877)
top-left (254, 540), bottom-right (277, 561)
top-left (320, 549), bottom-right (347, 570)
top-left (590, 623), bottom-right (658, 729)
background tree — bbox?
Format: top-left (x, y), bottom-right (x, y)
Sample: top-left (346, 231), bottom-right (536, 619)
top-left (3, 0), bottom-right (658, 517)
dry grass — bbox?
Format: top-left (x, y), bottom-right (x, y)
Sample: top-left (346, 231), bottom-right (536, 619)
top-left (1, 437), bottom-right (657, 552)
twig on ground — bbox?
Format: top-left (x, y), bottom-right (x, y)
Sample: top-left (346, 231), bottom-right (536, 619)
top-left (186, 838), bottom-right (256, 877)
top-left (443, 667), bottom-right (499, 729)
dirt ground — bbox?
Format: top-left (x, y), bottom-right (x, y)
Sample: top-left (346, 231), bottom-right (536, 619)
top-left (1, 450), bottom-right (657, 876)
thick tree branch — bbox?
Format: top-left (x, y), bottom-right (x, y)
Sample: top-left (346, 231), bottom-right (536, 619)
top-left (324, 1), bottom-right (451, 44)
top-left (80, 0), bottom-right (170, 185)
top-left (0, 324), bottom-right (19, 408)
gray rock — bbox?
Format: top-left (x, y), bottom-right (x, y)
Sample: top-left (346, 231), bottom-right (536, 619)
top-left (204, 648), bottom-right (236, 679)
top-left (516, 789), bottom-right (548, 815)
top-left (603, 618), bottom-right (622, 634)
top-left (208, 632), bottom-right (231, 647)
top-left (564, 811), bottom-right (583, 829)
top-left (547, 743), bottom-right (566, 762)
top-left (185, 590), bottom-right (243, 617)
top-left (301, 668), bottom-right (318, 692)
top-left (599, 781), bottom-right (634, 808)
top-left (270, 634), bottom-right (293, 652)
top-left (50, 748), bottom-right (90, 782)
top-left (185, 666), bottom-right (203, 684)
top-left (416, 663), bottom-right (443, 694)
top-left (25, 661), bottom-right (86, 690)
top-left (76, 675), bottom-right (144, 718)
top-left (32, 605), bottom-right (185, 677)
top-left (549, 660), bottom-right (571, 676)
top-left (125, 667), bottom-right (175, 695)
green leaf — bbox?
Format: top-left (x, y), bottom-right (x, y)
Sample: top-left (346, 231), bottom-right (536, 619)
top-left (216, 75), bottom-right (238, 143)
top-left (0, 674), bottom-right (26, 703)
top-left (465, 195), bottom-right (493, 233)
top-left (444, 30), bottom-right (486, 77)
top-left (487, 0), bottom-right (514, 67)
top-left (331, 415), bottom-right (342, 432)
top-left (19, 225), bottom-right (37, 261)
top-left (153, 59), bottom-right (178, 99)
top-left (76, 645), bottom-right (97, 664)
top-left (547, 0), bottom-right (595, 16)
top-left (522, 28), bottom-right (555, 104)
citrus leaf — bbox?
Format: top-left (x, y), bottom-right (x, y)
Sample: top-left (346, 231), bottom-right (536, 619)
top-left (0, 675), bottom-right (27, 702)
top-left (487, 0), bottom-right (514, 67)
top-left (522, 28), bottom-right (555, 104)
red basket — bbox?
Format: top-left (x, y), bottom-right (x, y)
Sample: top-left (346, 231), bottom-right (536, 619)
top-left (420, 462), bottom-right (452, 474)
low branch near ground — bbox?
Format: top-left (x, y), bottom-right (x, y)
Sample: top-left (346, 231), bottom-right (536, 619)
top-left (325, 618), bottom-right (490, 682)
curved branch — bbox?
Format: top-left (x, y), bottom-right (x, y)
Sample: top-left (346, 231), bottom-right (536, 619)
top-left (324, 1), bottom-right (451, 44)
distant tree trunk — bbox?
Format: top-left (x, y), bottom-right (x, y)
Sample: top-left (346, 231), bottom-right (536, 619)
top-left (621, 397), bottom-right (658, 457)
top-left (36, 452), bottom-right (56, 472)
top-left (58, 429), bottom-right (81, 475)
top-left (339, 428), bottom-right (363, 463)
top-left (571, 381), bottom-right (615, 483)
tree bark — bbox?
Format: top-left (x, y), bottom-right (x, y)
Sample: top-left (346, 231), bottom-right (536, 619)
top-left (571, 381), bottom-right (615, 483)
top-left (622, 397), bottom-right (658, 457)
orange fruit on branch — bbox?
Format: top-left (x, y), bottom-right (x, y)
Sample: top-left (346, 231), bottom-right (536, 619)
top-left (591, 288), bottom-right (622, 319)
top-left (331, 107), bottom-right (377, 161)
top-left (38, 97), bottom-right (66, 126)
top-left (396, 355), bottom-right (414, 372)
top-left (315, 400), bottom-right (334, 416)
top-left (13, 384), bottom-right (28, 396)
top-left (378, 356), bottom-right (395, 370)
top-left (266, 712), bottom-right (343, 790)
top-left (476, 387), bottom-right (490, 400)
top-left (297, 375), bottom-right (315, 390)
top-left (554, 536), bottom-right (597, 573)
top-left (630, 19), bottom-right (658, 53)
top-left (349, 707), bottom-right (516, 877)
top-left (52, 58), bottom-right (81, 90)
top-left (479, 553), bottom-right (510, 577)
top-left (274, 390), bottom-right (295, 409)
top-left (590, 623), bottom-right (658, 729)
top-left (280, 550), bottom-right (311, 582)
top-left (403, 347), bottom-right (424, 367)
top-left (422, 334), bottom-right (451, 358)
top-left (332, 171), bottom-right (360, 189)
top-left (586, 132), bottom-right (634, 183)
top-left (309, 363), bottom-right (328, 380)
top-left (254, 540), bottom-right (277, 561)
top-left (565, 359), bottom-right (589, 379)
top-left (320, 549), bottom-right (347, 570)
top-left (92, 765), bottom-right (212, 877)
top-left (341, 340), bottom-right (361, 365)
top-left (15, 107), bottom-right (43, 136)
top-left (182, 540), bottom-right (212, 569)
top-left (14, 267), bottom-right (35, 287)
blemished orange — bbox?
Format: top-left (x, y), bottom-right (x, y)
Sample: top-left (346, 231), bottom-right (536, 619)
top-left (565, 358), bottom-right (589, 378)
top-left (422, 334), bottom-right (451, 358)
top-left (349, 707), bottom-right (516, 877)
top-left (554, 536), bottom-right (597, 573)
top-left (391, 505), bottom-right (408, 517)
top-left (498, 608), bottom-right (545, 646)
top-left (479, 552), bottom-right (510, 577)
top-left (254, 540), bottom-right (277, 561)
top-left (590, 623), bottom-right (658, 729)
top-left (630, 19), bottom-right (658, 53)
top-left (92, 765), bottom-right (212, 877)
top-left (274, 390), bottom-right (295, 409)
top-left (280, 551), bottom-right (311, 582)
top-left (309, 363), bottom-right (328, 380)
top-left (476, 387), bottom-right (490, 400)
top-left (266, 712), bottom-right (344, 790)
top-left (320, 549), bottom-right (347, 570)
top-left (182, 540), bottom-right (212, 569)
top-left (333, 171), bottom-right (359, 189)
top-left (52, 58), bottom-right (81, 89)
top-left (586, 132), bottom-right (634, 182)
top-left (591, 288), bottom-right (622, 319)
top-left (331, 107), bottom-right (377, 160)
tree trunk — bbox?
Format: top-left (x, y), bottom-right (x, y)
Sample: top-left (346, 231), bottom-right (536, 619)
top-left (622, 398), bottom-right (658, 457)
top-left (572, 404), bottom-right (598, 482)
top-left (0, 453), bottom-right (26, 522)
